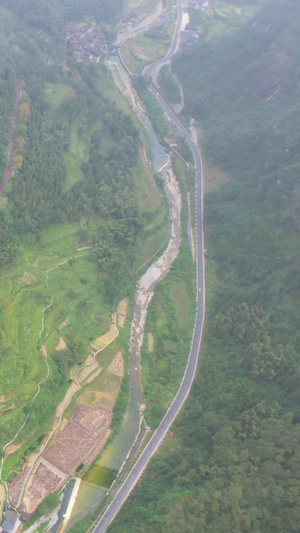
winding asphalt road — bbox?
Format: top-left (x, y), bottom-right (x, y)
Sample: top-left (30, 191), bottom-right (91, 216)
top-left (93, 1), bottom-right (205, 531)
top-left (143, 0), bottom-right (183, 80)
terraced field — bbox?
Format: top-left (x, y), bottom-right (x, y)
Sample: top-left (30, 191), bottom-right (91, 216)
top-left (0, 223), bottom-right (112, 475)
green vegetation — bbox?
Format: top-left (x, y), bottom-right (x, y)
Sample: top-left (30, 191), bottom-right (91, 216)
top-left (133, 77), bottom-right (168, 140)
top-left (0, 0), bottom-right (169, 499)
top-left (120, 24), bottom-right (173, 75)
top-left (157, 64), bottom-right (181, 104)
top-left (142, 226), bottom-right (196, 428)
top-left (23, 492), bottom-right (60, 527)
top-left (44, 83), bottom-right (73, 111)
top-left (0, 43), bottom-right (16, 179)
top-left (5, 0), bottom-right (300, 529)
top-left (135, 149), bottom-right (196, 431)
top-left (0, 0), bottom-right (123, 31)
top-left (108, 1), bottom-right (300, 531)
top-left (67, 505), bottom-right (107, 533)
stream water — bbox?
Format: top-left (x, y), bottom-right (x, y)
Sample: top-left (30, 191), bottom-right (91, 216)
top-left (51, 91), bottom-right (179, 533)
top-left (49, 7), bottom-right (183, 532)
top-left (109, 55), bottom-right (169, 173)
top-left (143, 116), bottom-right (168, 172)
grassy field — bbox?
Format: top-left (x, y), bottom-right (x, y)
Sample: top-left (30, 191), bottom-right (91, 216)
top-left (121, 37), bottom-right (167, 75)
top-left (44, 83), bottom-right (74, 111)
top-left (79, 369), bottom-right (122, 411)
top-left (131, 155), bottom-right (161, 212)
top-left (120, 22), bottom-right (174, 75)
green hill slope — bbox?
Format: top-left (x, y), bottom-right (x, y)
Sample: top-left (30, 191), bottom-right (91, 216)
top-left (108, 1), bottom-right (300, 531)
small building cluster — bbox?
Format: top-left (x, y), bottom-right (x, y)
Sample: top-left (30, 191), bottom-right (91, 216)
top-left (0, 507), bottom-right (19, 533)
top-left (64, 21), bottom-right (108, 62)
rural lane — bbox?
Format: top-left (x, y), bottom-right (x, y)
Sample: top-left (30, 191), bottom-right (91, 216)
top-left (92, 1), bottom-right (206, 531)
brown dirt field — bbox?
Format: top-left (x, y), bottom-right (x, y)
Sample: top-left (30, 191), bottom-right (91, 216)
top-left (83, 429), bottom-right (111, 465)
top-left (58, 316), bottom-right (69, 330)
top-left (0, 395), bottom-right (7, 402)
top-left (41, 345), bottom-right (48, 357)
top-left (54, 422), bottom-right (95, 456)
top-left (77, 361), bottom-right (99, 383)
top-left (9, 449), bottom-right (39, 507)
top-left (107, 350), bottom-right (124, 377)
top-left (43, 442), bottom-right (81, 474)
top-left (19, 396), bottom-right (113, 513)
top-left (73, 404), bottom-right (112, 439)
top-left (85, 354), bottom-right (94, 364)
top-left (44, 404), bottom-right (113, 476)
top-left (39, 457), bottom-right (67, 480)
top-left (24, 460), bottom-right (66, 513)
top-left (148, 332), bottom-right (154, 352)
top-left (117, 300), bottom-right (128, 328)
top-left (9, 465), bottom-right (31, 507)
top-left (43, 404), bottom-right (112, 476)
top-left (4, 442), bottom-right (21, 460)
top-left (56, 336), bottom-right (67, 351)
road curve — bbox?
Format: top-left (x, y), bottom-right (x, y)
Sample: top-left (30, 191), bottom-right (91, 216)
top-left (93, 2), bottom-right (205, 531)
top-left (143, 0), bottom-right (183, 80)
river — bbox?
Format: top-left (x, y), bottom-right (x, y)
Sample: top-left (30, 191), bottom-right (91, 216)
top-left (51, 76), bottom-right (181, 533)
top-left (47, 4), bottom-right (184, 532)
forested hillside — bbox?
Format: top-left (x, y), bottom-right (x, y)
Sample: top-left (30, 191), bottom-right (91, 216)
top-left (0, 46), bottom-right (16, 178)
top-left (109, 1), bottom-right (300, 531)
top-left (0, 0), bottom-right (139, 292)
top-left (0, 0), bottom-right (122, 29)
top-left (0, 0), bottom-right (157, 480)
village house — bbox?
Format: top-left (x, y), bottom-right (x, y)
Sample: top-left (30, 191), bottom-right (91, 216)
top-left (64, 21), bottom-right (108, 62)
top-left (0, 508), bottom-right (19, 533)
